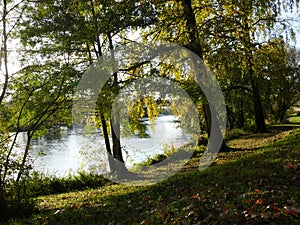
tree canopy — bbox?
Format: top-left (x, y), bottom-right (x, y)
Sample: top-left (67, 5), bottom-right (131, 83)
top-left (0, 0), bottom-right (299, 220)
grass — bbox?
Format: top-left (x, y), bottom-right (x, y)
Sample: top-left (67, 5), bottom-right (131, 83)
top-left (7, 128), bottom-right (300, 225)
top-left (26, 172), bottom-right (112, 197)
top-left (287, 116), bottom-right (300, 124)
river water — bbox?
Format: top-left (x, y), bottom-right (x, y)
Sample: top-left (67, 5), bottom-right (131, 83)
top-left (14, 115), bottom-right (191, 177)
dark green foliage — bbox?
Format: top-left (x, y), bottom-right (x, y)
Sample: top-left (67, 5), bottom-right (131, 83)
top-left (0, 171), bottom-right (112, 223)
top-left (142, 154), bottom-right (168, 166)
top-left (25, 172), bottom-right (112, 197)
top-left (133, 142), bottom-right (197, 168)
top-left (0, 181), bottom-right (36, 223)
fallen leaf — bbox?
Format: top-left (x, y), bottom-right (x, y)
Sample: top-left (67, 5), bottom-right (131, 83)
top-left (285, 162), bottom-right (298, 170)
top-left (273, 206), bottom-right (281, 212)
top-left (255, 198), bottom-right (263, 205)
top-left (83, 202), bottom-right (92, 206)
top-left (191, 194), bottom-right (200, 201)
top-left (243, 209), bottom-right (258, 218)
top-left (71, 203), bottom-right (80, 208)
top-left (188, 210), bottom-right (199, 217)
top-left (141, 219), bottom-right (151, 225)
top-left (183, 203), bottom-right (194, 211)
top-left (54, 209), bottom-right (63, 215)
top-left (284, 206), bottom-right (300, 217)
top-left (260, 212), bottom-right (269, 219)
top-left (288, 162), bottom-right (296, 170)
top-left (244, 199), bottom-right (251, 204)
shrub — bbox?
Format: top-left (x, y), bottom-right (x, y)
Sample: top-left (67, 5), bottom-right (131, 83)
top-left (0, 180), bottom-right (36, 223)
top-left (197, 134), bottom-right (208, 146)
top-left (25, 171), bottom-right (112, 197)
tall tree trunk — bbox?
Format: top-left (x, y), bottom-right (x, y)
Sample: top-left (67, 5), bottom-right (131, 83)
top-left (89, 0), bottom-right (125, 173)
top-left (86, 42), bottom-right (116, 172)
top-left (181, 0), bottom-right (228, 152)
top-left (203, 104), bottom-right (228, 152)
top-left (110, 112), bottom-right (128, 174)
top-left (244, 22), bottom-right (267, 133)
top-left (110, 116), bottom-right (123, 162)
top-left (0, 0), bottom-right (9, 105)
top-left (100, 113), bottom-right (116, 172)
top-left (251, 78), bottom-right (267, 132)
top-left (108, 33), bottom-right (128, 175)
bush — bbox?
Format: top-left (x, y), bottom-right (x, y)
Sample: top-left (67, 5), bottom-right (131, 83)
top-left (0, 194), bottom-right (9, 222)
top-left (25, 171), bottom-right (112, 197)
top-left (197, 134), bottom-right (208, 146)
top-left (132, 141), bottom-right (198, 169)
top-left (0, 139), bottom-right (36, 222)
top-left (0, 181), bottom-right (36, 223)
top-left (193, 145), bottom-right (207, 157)
top-left (0, 170), bottom-right (111, 223)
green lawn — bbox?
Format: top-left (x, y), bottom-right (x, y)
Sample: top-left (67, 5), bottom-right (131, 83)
top-left (288, 116), bottom-right (300, 123)
top-left (9, 129), bottom-right (300, 225)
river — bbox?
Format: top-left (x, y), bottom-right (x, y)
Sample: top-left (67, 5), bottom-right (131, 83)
top-left (13, 115), bottom-right (191, 177)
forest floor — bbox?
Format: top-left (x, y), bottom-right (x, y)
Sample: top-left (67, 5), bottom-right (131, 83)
top-left (9, 126), bottom-right (300, 225)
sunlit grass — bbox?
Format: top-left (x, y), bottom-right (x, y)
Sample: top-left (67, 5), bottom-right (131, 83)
top-left (226, 129), bottom-right (292, 149)
top-left (288, 116), bottom-right (300, 123)
top-left (9, 128), bottom-right (300, 225)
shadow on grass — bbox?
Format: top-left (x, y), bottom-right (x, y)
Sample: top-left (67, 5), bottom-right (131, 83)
top-left (16, 129), bottom-right (300, 225)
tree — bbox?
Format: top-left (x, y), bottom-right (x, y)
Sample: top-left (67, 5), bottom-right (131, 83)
top-left (145, 0), bottom-right (229, 152)
top-left (209, 48), bottom-right (253, 129)
top-left (19, 0), bottom-right (157, 175)
top-left (204, 0), bottom-right (299, 132)
top-left (15, 0), bottom-right (300, 177)
top-left (255, 38), bottom-right (300, 122)
top-left (0, 0), bottom-right (28, 189)
top-left (0, 0), bottom-right (44, 220)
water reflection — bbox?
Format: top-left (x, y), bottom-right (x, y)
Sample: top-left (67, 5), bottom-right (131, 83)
top-left (15, 115), bottom-right (190, 177)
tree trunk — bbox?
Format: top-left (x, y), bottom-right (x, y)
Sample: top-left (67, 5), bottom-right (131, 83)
top-left (1, 132), bottom-right (19, 189)
top-left (181, 0), bottom-right (228, 152)
top-left (0, 0), bottom-right (9, 105)
top-left (110, 115), bottom-right (128, 175)
top-left (110, 115), bottom-right (123, 162)
top-left (203, 104), bottom-right (228, 152)
top-left (108, 32), bottom-right (128, 176)
top-left (90, 0), bottom-right (126, 174)
top-left (238, 101), bottom-right (245, 129)
top-left (16, 131), bottom-right (31, 183)
top-left (243, 22), bottom-right (267, 133)
top-left (100, 113), bottom-right (116, 172)
top-left (110, 71), bottom-right (128, 175)
top-left (251, 79), bottom-right (267, 132)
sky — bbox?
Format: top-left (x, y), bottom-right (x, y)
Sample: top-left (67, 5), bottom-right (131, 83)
top-left (1, 5), bottom-right (300, 81)
top-left (281, 9), bottom-right (300, 48)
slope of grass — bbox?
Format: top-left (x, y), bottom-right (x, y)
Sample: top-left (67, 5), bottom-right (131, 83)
top-left (288, 116), bottom-right (300, 123)
top-left (9, 129), bottom-right (300, 225)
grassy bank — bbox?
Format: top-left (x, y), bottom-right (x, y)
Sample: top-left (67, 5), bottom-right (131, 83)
top-left (8, 128), bottom-right (300, 224)
top-left (287, 116), bottom-right (300, 124)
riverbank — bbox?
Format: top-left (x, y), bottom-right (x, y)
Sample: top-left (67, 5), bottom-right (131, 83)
top-left (8, 128), bottom-right (300, 224)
